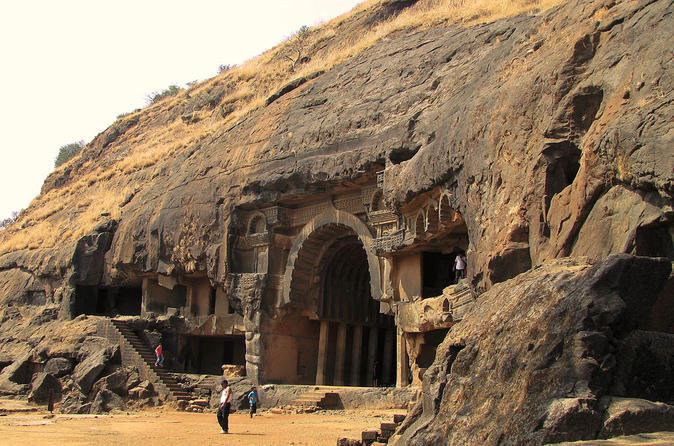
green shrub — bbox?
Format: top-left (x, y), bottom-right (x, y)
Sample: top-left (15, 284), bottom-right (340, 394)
top-left (146, 84), bottom-right (182, 105)
top-left (54, 140), bottom-right (85, 167)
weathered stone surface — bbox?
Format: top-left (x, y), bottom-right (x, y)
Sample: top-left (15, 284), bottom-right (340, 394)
top-left (0, 351), bottom-right (32, 395)
top-left (61, 390), bottom-right (91, 414)
top-left (92, 368), bottom-right (128, 397)
top-left (611, 330), bottom-right (674, 403)
top-left (128, 380), bottom-right (153, 399)
top-left (392, 255), bottom-right (671, 446)
top-left (125, 368), bottom-right (141, 390)
top-left (72, 350), bottom-right (109, 394)
top-left (43, 358), bottom-right (73, 378)
top-left (91, 388), bottom-right (125, 414)
top-left (76, 336), bottom-right (118, 361)
top-left (599, 397), bottom-right (674, 438)
top-left (28, 372), bottom-right (62, 404)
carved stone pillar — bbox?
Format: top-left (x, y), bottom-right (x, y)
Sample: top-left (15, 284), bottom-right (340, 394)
top-left (382, 328), bottom-right (395, 386)
top-left (334, 323), bottom-right (347, 385)
top-left (367, 327), bottom-right (379, 386)
top-left (396, 329), bottom-right (409, 387)
top-left (316, 320), bottom-right (330, 385)
top-left (350, 325), bottom-right (363, 386)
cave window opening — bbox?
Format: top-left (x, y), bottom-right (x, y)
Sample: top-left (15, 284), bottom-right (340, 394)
top-left (116, 287), bottom-right (142, 316)
top-left (416, 329), bottom-right (450, 369)
top-left (634, 224), bottom-right (674, 260)
top-left (145, 281), bottom-right (187, 314)
top-left (422, 252), bottom-right (453, 298)
top-left (371, 191), bottom-right (385, 212)
top-left (249, 215), bottom-right (266, 235)
top-left (543, 142), bottom-right (581, 214)
top-left (179, 334), bottom-right (245, 375)
top-left (73, 285), bottom-right (141, 317)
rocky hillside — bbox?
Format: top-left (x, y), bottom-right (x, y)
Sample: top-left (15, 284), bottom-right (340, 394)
top-left (0, 0), bottom-right (672, 443)
top-left (1, 0), bottom-right (671, 297)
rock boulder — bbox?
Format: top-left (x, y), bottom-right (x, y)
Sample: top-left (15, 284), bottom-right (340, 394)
top-left (392, 255), bottom-right (672, 445)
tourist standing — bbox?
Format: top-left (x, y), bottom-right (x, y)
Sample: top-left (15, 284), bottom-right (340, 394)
top-left (248, 386), bottom-right (258, 418)
top-left (154, 343), bottom-right (164, 367)
top-left (453, 252), bottom-right (466, 283)
top-left (218, 379), bottom-right (232, 434)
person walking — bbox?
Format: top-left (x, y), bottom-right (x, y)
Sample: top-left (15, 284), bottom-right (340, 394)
top-left (218, 379), bottom-right (232, 434)
top-left (154, 343), bottom-right (164, 367)
top-left (248, 386), bottom-right (258, 418)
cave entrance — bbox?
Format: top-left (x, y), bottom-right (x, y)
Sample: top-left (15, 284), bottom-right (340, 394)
top-left (290, 223), bottom-right (394, 387)
top-left (422, 252), bottom-right (454, 298)
top-left (178, 334), bottom-right (246, 375)
top-left (73, 285), bottom-right (142, 317)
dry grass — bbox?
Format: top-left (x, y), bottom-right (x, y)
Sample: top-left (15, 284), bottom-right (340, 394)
top-left (0, 0), bottom-right (567, 254)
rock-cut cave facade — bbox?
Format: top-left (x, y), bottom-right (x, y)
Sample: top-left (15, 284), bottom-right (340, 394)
top-left (74, 170), bottom-right (471, 388)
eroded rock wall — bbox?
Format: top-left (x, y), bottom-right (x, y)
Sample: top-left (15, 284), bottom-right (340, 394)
top-left (392, 255), bottom-right (672, 445)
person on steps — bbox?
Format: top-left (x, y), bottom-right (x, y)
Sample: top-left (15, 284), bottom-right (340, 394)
top-left (154, 343), bottom-right (164, 367)
top-left (218, 379), bottom-right (232, 434)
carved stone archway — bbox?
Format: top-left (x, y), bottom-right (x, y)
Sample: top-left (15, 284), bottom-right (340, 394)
top-left (281, 207), bottom-right (382, 307)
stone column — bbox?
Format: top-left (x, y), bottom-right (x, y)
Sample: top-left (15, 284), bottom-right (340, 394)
top-left (334, 323), bottom-right (348, 385)
top-left (315, 320), bottom-right (330, 385)
top-left (141, 278), bottom-right (150, 318)
top-left (396, 329), bottom-right (409, 387)
top-left (350, 325), bottom-right (363, 386)
top-left (367, 327), bottom-right (379, 386)
top-left (382, 328), bottom-right (395, 386)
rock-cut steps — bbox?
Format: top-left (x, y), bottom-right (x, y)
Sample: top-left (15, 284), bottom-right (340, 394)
top-left (107, 319), bottom-right (191, 404)
top-left (291, 391), bottom-right (340, 409)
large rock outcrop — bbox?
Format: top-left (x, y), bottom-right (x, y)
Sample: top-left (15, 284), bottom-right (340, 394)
top-left (391, 255), bottom-right (672, 445)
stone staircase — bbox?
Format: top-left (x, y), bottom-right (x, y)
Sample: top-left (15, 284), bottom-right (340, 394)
top-left (291, 391), bottom-right (340, 409)
top-left (103, 319), bottom-right (192, 404)
top-left (357, 413), bottom-right (406, 445)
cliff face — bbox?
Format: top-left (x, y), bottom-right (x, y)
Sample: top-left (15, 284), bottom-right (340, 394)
top-left (0, 0), bottom-right (672, 441)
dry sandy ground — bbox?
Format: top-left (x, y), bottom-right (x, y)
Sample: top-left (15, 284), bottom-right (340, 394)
top-left (0, 400), bottom-right (400, 446)
top-left (2, 399), bottom-right (674, 446)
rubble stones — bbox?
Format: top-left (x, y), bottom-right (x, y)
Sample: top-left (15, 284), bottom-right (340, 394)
top-left (60, 391), bottom-right (91, 414)
top-left (599, 397), bottom-right (674, 438)
top-left (91, 388), bottom-right (125, 414)
top-left (92, 368), bottom-right (129, 397)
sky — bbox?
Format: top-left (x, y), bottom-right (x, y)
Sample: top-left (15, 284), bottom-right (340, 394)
top-left (0, 0), bottom-right (364, 221)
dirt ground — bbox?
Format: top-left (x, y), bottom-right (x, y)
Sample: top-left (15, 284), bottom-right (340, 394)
top-left (0, 399), bottom-right (400, 446)
top-left (2, 399), bottom-right (674, 446)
